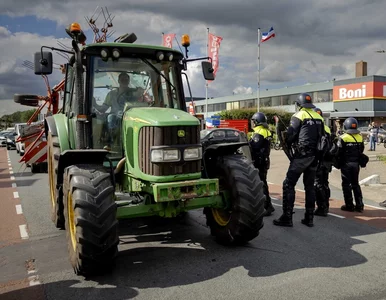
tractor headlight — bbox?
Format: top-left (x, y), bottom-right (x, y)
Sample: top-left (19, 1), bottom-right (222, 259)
top-left (184, 147), bottom-right (202, 161)
top-left (151, 148), bottom-right (180, 162)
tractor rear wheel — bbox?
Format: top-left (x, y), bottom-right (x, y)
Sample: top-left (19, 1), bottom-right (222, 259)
top-left (48, 132), bottom-right (64, 229)
top-left (63, 164), bottom-right (119, 276)
top-left (204, 155), bottom-right (265, 245)
top-left (13, 94), bottom-right (39, 107)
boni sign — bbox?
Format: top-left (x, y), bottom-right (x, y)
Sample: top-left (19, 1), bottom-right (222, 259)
top-left (339, 85), bottom-right (366, 99)
top-left (333, 82), bottom-right (374, 101)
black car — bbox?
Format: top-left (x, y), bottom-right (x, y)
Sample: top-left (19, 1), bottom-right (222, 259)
top-left (6, 132), bottom-right (17, 150)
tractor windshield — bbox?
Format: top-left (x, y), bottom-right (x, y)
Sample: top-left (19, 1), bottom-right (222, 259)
top-left (90, 56), bottom-right (181, 112)
top-left (90, 56), bottom-right (183, 155)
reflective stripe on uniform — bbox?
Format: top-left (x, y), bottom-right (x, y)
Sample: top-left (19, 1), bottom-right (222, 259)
top-left (324, 125), bottom-right (331, 135)
top-left (294, 108), bottom-right (325, 122)
top-left (341, 133), bottom-right (363, 143)
top-left (252, 126), bottom-right (272, 139)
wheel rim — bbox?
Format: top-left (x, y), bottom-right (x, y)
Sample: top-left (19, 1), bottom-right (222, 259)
top-left (48, 141), bottom-right (55, 207)
top-left (212, 208), bottom-right (231, 226)
top-left (67, 190), bottom-right (77, 251)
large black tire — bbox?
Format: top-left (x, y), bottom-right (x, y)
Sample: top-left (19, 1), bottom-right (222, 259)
top-left (48, 132), bottom-right (64, 229)
top-left (204, 155), bottom-right (265, 245)
top-left (63, 165), bottom-right (119, 276)
top-left (13, 94), bottom-right (39, 107)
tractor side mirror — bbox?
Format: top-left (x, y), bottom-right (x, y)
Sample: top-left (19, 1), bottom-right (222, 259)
top-left (34, 51), bottom-right (53, 75)
top-left (202, 61), bottom-right (215, 81)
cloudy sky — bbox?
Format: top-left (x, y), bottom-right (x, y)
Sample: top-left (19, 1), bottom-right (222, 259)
top-left (1, 0), bottom-right (386, 116)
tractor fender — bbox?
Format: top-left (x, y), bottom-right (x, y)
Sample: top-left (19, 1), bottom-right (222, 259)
top-left (203, 142), bottom-right (249, 157)
top-left (44, 114), bottom-right (70, 152)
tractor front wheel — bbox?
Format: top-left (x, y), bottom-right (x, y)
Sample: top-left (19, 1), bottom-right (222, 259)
top-left (48, 132), bottom-right (64, 229)
top-left (63, 164), bottom-right (119, 276)
top-left (204, 155), bottom-right (265, 245)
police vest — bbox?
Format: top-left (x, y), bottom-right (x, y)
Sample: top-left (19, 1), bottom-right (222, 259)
top-left (250, 125), bottom-right (272, 158)
top-left (293, 108), bottom-right (324, 149)
top-left (339, 133), bottom-right (363, 161)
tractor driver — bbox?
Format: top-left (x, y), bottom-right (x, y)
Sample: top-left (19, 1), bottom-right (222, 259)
top-left (93, 72), bottom-right (138, 150)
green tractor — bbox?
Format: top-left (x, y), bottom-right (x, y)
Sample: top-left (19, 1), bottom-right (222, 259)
top-left (33, 22), bottom-right (265, 276)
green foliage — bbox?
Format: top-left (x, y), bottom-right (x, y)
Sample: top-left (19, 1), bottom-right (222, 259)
top-left (0, 109), bottom-right (37, 129)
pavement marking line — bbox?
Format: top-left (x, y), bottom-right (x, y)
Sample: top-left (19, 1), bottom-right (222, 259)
top-left (8, 167), bottom-right (12, 170)
top-left (364, 204), bottom-right (386, 211)
top-left (16, 204), bottom-right (23, 215)
top-left (328, 213), bottom-right (346, 219)
top-left (19, 225), bottom-right (29, 239)
top-left (9, 170), bottom-right (13, 174)
top-left (12, 183), bottom-right (17, 188)
top-left (13, 191), bottom-right (19, 199)
top-left (10, 176), bottom-right (15, 180)
top-left (28, 275), bottom-right (41, 286)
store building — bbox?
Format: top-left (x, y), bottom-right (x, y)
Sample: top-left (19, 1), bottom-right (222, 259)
top-left (190, 61), bottom-right (386, 129)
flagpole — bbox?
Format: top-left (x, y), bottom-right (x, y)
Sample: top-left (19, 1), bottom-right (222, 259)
top-left (205, 27), bottom-right (209, 119)
top-left (161, 32), bottom-right (164, 46)
top-left (257, 28), bottom-right (261, 113)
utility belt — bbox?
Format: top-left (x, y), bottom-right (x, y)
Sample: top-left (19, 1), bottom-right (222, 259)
top-left (293, 144), bottom-right (317, 158)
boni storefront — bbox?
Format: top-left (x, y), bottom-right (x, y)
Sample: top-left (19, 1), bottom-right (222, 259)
top-left (329, 75), bottom-right (386, 134)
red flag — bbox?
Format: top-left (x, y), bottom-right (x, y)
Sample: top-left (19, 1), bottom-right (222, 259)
top-left (207, 33), bottom-right (223, 82)
top-left (162, 33), bottom-right (176, 48)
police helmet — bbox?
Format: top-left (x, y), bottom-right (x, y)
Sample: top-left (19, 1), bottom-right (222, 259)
top-left (296, 93), bottom-right (315, 109)
top-left (251, 112), bottom-right (267, 127)
top-left (343, 117), bottom-right (360, 134)
top-left (313, 107), bottom-right (323, 117)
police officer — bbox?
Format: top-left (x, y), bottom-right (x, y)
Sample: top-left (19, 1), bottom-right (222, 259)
top-left (337, 117), bottom-right (365, 212)
top-left (313, 107), bottom-right (337, 216)
top-left (273, 93), bottom-right (324, 227)
top-left (249, 112), bottom-right (275, 216)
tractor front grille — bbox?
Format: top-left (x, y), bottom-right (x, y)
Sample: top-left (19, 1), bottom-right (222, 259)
top-left (138, 125), bottom-right (201, 176)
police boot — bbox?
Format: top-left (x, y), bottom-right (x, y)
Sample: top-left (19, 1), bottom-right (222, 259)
top-left (355, 197), bottom-right (364, 212)
top-left (263, 197), bottom-right (275, 217)
top-left (314, 206), bottom-right (328, 217)
top-left (273, 207), bottom-right (293, 227)
top-left (341, 204), bottom-right (355, 212)
top-left (301, 209), bottom-right (314, 227)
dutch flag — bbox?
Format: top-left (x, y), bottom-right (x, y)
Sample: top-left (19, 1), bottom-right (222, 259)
top-left (261, 27), bottom-right (275, 43)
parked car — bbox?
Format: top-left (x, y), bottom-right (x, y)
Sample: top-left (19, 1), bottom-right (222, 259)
top-left (6, 132), bottom-right (16, 150)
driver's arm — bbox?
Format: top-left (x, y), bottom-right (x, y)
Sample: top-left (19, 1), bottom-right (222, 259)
top-left (93, 91), bottom-right (112, 113)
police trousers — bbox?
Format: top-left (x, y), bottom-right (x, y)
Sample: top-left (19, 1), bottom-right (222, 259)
top-left (256, 165), bottom-right (270, 202)
top-left (283, 156), bottom-right (318, 211)
top-left (341, 162), bottom-right (363, 205)
top-left (315, 164), bottom-right (331, 210)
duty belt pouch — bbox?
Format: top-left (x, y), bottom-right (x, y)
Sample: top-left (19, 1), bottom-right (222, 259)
top-left (350, 134), bottom-right (369, 168)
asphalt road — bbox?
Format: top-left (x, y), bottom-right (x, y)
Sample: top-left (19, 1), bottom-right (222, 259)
top-left (1, 148), bottom-right (386, 300)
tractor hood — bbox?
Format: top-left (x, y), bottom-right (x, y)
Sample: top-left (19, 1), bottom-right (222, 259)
top-left (123, 107), bottom-right (200, 126)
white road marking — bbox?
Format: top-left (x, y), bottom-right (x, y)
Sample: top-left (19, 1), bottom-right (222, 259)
top-left (327, 213), bottom-right (345, 219)
top-left (15, 204), bottom-right (22, 215)
top-left (9, 167), bottom-right (12, 170)
top-left (13, 191), bottom-right (19, 199)
top-left (27, 270), bottom-right (37, 274)
top-left (12, 183), bottom-right (17, 188)
top-left (19, 224), bottom-right (29, 239)
top-left (10, 176), bottom-right (15, 181)
top-left (364, 204), bottom-right (386, 211)
top-left (28, 275), bottom-right (41, 286)
top-left (9, 170), bottom-right (13, 174)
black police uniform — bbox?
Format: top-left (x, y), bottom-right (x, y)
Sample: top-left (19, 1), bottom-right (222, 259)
top-left (249, 114), bottom-right (275, 216)
top-left (337, 118), bottom-right (365, 212)
top-left (273, 93), bottom-right (324, 227)
top-left (313, 109), bottom-right (338, 216)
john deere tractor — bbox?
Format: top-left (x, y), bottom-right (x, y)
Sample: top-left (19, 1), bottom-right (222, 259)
top-left (33, 22), bottom-right (265, 276)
